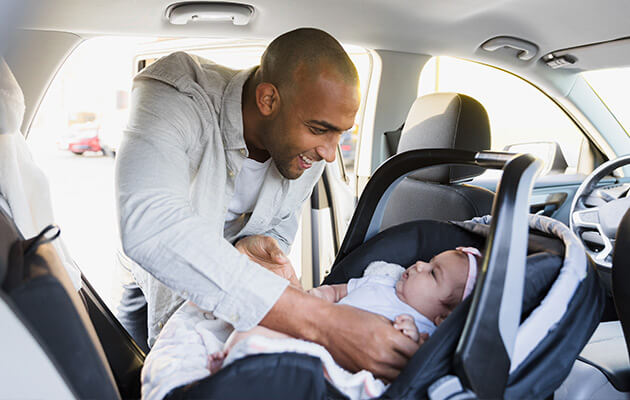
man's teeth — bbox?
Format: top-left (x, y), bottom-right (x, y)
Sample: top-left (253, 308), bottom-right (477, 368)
top-left (299, 154), bottom-right (313, 165)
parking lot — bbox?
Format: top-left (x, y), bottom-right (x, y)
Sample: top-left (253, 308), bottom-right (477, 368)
top-left (28, 131), bottom-right (122, 311)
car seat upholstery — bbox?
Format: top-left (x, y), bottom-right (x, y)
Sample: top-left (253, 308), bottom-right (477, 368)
top-left (613, 208), bottom-right (630, 361)
top-left (1, 211), bottom-right (121, 399)
top-left (0, 57), bottom-right (81, 289)
top-left (381, 93), bottom-right (494, 230)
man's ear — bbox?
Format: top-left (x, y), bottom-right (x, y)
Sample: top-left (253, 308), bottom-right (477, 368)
top-left (255, 83), bottom-right (280, 117)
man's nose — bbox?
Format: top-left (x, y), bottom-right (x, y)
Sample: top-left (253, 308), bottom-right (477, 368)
top-left (316, 136), bottom-right (339, 163)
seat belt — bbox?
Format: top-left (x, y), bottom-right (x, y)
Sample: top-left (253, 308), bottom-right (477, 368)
top-left (428, 375), bottom-right (475, 400)
top-left (383, 123), bottom-right (404, 157)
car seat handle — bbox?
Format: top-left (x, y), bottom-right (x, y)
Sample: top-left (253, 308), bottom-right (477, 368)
top-left (333, 148), bottom-right (543, 398)
top-left (335, 149), bottom-right (516, 260)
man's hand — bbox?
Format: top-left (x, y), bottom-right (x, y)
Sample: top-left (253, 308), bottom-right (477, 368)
top-left (319, 304), bottom-right (420, 381)
top-left (261, 286), bottom-right (419, 381)
top-left (235, 235), bottom-right (302, 289)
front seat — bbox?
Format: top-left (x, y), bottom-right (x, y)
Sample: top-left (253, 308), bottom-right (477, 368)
top-left (0, 57), bottom-right (144, 399)
top-left (554, 208), bottom-right (630, 399)
top-left (381, 92), bottom-right (494, 231)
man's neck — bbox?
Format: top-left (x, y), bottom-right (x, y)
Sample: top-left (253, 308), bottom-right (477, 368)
top-left (242, 68), bottom-right (270, 162)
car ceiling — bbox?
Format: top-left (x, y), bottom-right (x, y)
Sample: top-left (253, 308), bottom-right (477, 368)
top-left (14, 0), bottom-right (630, 70)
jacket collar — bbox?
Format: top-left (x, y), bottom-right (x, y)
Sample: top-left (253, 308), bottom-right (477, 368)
top-left (221, 66), bottom-right (258, 151)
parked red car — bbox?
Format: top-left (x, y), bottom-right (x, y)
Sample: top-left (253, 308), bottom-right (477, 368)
top-left (60, 121), bottom-right (104, 155)
top-left (68, 134), bottom-right (102, 155)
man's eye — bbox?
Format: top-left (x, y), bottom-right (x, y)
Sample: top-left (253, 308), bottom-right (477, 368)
top-left (309, 126), bottom-right (327, 135)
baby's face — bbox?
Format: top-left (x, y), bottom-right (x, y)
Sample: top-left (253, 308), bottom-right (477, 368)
top-left (395, 250), bottom-right (469, 323)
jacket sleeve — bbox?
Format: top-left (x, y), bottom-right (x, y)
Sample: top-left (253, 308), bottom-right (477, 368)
top-left (115, 78), bottom-right (288, 331)
top-left (261, 207), bottom-right (300, 254)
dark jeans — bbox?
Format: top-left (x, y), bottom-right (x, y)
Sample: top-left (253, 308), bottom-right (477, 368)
top-left (117, 282), bottom-right (150, 354)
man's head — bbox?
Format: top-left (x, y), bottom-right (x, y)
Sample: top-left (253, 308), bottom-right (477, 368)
top-left (244, 28), bottom-right (360, 179)
top-left (395, 249), bottom-right (481, 326)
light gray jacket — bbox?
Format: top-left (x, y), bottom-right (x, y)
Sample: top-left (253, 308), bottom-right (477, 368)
top-left (115, 52), bottom-right (324, 344)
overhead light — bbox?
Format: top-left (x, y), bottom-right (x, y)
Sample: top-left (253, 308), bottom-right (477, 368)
top-left (166, 2), bottom-right (255, 26)
top-left (543, 53), bottom-right (578, 69)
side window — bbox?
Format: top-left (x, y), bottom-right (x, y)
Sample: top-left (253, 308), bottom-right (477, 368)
top-left (418, 56), bottom-right (586, 175)
top-left (28, 37), bottom-right (147, 311)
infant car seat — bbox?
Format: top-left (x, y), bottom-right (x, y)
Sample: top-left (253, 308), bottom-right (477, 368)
top-left (164, 149), bottom-right (604, 400)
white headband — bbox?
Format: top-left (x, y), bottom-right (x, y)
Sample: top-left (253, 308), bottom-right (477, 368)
top-left (456, 246), bottom-right (482, 300)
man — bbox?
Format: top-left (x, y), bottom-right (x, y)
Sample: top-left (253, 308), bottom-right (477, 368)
top-left (115, 28), bottom-right (418, 380)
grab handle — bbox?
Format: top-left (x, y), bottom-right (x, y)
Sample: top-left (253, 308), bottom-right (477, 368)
top-left (481, 36), bottom-right (539, 61)
top-left (166, 2), bottom-right (254, 25)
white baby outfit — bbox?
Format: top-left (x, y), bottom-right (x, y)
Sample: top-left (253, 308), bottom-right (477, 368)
top-left (340, 260), bottom-right (437, 336)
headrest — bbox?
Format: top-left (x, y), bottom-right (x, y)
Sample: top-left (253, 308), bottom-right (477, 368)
top-left (0, 58), bottom-right (25, 135)
top-left (397, 93), bottom-right (491, 183)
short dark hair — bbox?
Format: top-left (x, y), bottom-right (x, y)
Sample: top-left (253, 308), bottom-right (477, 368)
top-left (260, 28), bottom-right (359, 93)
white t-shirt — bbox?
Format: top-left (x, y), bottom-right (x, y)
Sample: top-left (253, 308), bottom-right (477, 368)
top-left (339, 274), bottom-right (437, 335)
top-left (225, 157), bottom-right (272, 223)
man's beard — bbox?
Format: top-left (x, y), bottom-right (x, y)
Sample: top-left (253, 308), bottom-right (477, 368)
top-left (274, 155), bottom-right (302, 180)
top-left (262, 125), bottom-right (303, 180)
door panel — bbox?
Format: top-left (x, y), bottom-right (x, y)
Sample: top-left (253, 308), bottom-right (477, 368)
top-left (473, 174), bottom-right (627, 226)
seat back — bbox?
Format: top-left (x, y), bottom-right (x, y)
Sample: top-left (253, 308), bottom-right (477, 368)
top-left (381, 93), bottom-right (494, 230)
top-left (0, 208), bottom-right (121, 399)
top-left (613, 208), bottom-right (630, 359)
top-left (0, 56), bottom-right (144, 399)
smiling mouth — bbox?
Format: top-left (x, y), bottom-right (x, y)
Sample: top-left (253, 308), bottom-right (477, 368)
top-left (298, 153), bottom-right (314, 169)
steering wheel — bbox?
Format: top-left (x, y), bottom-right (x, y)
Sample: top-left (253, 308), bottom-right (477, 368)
top-left (570, 154), bottom-right (630, 269)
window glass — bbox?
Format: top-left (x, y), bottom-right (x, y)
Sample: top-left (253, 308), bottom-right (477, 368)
top-left (28, 37), bottom-right (370, 309)
top-left (583, 67), bottom-right (630, 136)
top-left (28, 37), bottom-right (150, 311)
top-left (418, 56), bottom-right (586, 174)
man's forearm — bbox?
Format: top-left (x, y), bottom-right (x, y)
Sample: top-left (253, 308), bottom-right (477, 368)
top-left (259, 285), bottom-right (332, 345)
top-left (260, 285), bottom-right (420, 380)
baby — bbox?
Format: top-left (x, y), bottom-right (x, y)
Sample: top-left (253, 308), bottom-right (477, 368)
top-left (310, 246), bottom-right (481, 343)
top-left (209, 246), bottom-right (482, 372)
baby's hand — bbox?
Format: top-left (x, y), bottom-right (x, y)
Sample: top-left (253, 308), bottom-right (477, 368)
top-left (208, 349), bottom-right (228, 374)
top-left (394, 314), bottom-right (422, 343)
top-left (308, 285), bottom-right (337, 302)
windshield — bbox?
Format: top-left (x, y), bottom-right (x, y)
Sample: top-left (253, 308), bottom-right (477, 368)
top-left (582, 67), bottom-right (630, 136)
